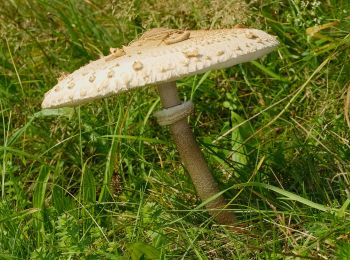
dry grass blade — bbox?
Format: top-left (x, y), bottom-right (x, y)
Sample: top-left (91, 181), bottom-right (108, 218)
top-left (306, 21), bottom-right (339, 39)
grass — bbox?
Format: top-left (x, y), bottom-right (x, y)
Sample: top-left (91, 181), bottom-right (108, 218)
top-left (1, 0), bottom-right (350, 258)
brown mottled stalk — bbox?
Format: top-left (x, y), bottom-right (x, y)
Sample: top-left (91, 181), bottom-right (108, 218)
top-left (157, 82), bottom-right (236, 225)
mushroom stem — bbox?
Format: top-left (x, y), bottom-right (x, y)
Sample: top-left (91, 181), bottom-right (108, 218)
top-left (157, 81), bottom-right (236, 225)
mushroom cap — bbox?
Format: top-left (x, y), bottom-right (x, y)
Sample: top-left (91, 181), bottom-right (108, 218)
top-left (42, 28), bottom-right (279, 109)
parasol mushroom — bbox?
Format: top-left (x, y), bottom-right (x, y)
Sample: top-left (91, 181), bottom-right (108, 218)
top-left (42, 28), bottom-right (279, 226)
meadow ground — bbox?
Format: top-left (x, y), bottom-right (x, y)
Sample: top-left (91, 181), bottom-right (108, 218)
top-left (1, 0), bottom-right (350, 258)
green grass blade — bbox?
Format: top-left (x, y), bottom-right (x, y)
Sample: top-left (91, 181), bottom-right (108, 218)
top-left (32, 165), bottom-right (50, 244)
top-left (52, 185), bottom-right (75, 214)
top-left (250, 60), bottom-right (289, 82)
top-left (33, 165), bottom-right (50, 209)
top-left (81, 162), bottom-right (96, 204)
top-left (337, 197), bottom-right (350, 218)
top-left (234, 182), bottom-right (332, 212)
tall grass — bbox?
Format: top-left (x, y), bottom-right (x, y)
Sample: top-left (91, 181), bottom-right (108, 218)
top-left (1, 0), bottom-right (350, 258)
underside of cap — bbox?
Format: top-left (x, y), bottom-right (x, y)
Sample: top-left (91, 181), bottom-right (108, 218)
top-left (42, 28), bottom-right (279, 109)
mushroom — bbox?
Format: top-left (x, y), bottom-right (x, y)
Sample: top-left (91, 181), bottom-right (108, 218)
top-left (42, 28), bottom-right (278, 226)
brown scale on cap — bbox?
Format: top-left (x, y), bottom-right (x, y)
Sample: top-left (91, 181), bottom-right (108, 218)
top-left (139, 27), bottom-right (179, 41)
top-left (183, 49), bottom-right (200, 58)
top-left (58, 72), bottom-right (69, 82)
top-left (67, 82), bottom-right (75, 89)
top-left (132, 61), bottom-right (143, 71)
top-left (164, 31), bottom-right (190, 45)
top-left (234, 24), bottom-right (247, 29)
top-left (160, 67), bottom-right (167, 73)
top-left (89, 74), bottom-right (96, 82)
top-left (217, 50), bottom-right (225, 56)
top-left (246, 31), bottom-right (258, 39)
top-left (80, 89), bottom-right (87, 97)
top-left (105, 47), bottom-right (126, 61)
top-left (107, 70), bottom-right (114, 78)
top-left (256, 37), bottom-right (263, 43)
